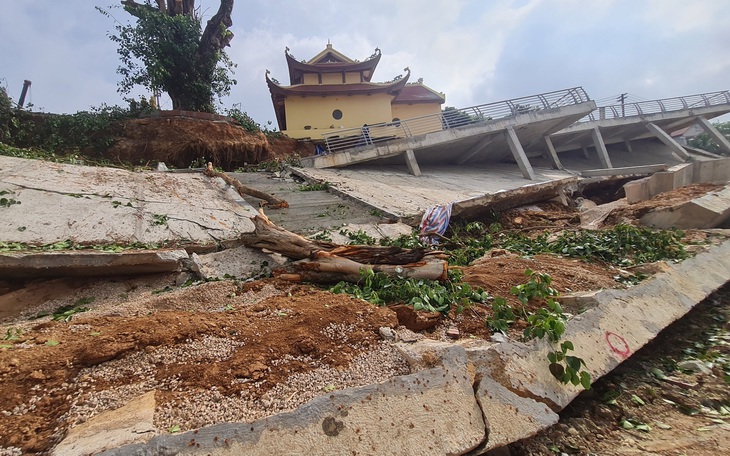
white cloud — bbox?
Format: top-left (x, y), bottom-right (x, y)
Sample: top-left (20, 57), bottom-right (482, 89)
top-left (1, 0), bottom-right (727, 125)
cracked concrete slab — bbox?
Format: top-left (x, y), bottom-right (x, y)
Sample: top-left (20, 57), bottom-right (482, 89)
top-left (0, 156), bottom-right (257, 247)
top-left (0, 156), bottom-right (258, 277)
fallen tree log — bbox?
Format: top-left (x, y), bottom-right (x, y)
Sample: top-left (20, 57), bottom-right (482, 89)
top-left (274, 250), bottom-right (448, 283)
top-left (239, 212), bottom-right (448, 283)
top-left (205, 163), bottom-right (289, 208)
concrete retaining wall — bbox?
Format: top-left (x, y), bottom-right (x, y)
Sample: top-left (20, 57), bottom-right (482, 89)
top-left (96, 239), bottom-right (730, 455)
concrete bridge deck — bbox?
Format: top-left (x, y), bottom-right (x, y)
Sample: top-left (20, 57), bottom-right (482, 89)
top-left (300, 89), bottom-right (730, 181)
top-left (300, 87), bottom-right (595, 180)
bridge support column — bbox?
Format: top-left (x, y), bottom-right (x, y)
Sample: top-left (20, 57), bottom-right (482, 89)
top-left (505, 126), bottom-right (536, 180)
top-left (591, 126), bottom-right (613, 169)
top-left (645, 122), bottom-right (690, 161)
top-left (624, 140), bottom-right (633, 153)
top-left (543, 136), bottom-right (563, 170)
top-left (404, 149), bottom-right (421, 177)
top-left (696, 116), bottom-right (730, 154)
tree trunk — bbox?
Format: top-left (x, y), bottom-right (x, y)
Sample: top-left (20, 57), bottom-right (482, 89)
top-left (238, 214), bottom-right (448, 284)
top-left (204, 163), bottom-right (289, 208)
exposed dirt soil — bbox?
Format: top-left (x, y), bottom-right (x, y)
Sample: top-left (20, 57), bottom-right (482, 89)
top-left (103, 116), bottom-right (314, 171)
top-left (0, 180), bottom-right (727, 455)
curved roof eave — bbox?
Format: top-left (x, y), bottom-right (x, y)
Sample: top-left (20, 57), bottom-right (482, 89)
top-left (285, 49), bottom-right (382, 84)
top-left (268, 69), bottom-right (410, 98)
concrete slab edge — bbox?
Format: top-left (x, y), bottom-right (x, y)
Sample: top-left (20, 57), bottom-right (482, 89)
top-left (0, 250), bottom-right (189, 278)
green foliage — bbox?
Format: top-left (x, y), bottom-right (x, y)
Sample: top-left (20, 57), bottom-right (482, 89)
top-left (379, 231), bottom-right (430, 249)
top-left (498, 224), bottom-right (687, 266)
top-left (0, 239), bottom-right (172, 254)
top-left (152, 214), bottom-right (169, 226)
top-left (227, 106), bottom-right (262, 133)
top-left (35, 297), bottom-right (95, 322)
top-left (547, 341), bottom-right (592, 390)
top-left (100, 3), bottom-right (236, 113)
top-left (486, 296), bottom-right (515, 334)
top-left (511, 269), bottom-right (558, 306)
top-left (523, 298), bottom-right (566, 342)
top-left (329, 268), bottom-right (488, 314)
top-left (688, 121), bottom-right (730, 155)
top-left (340, 229), bottom-right (377, 245)
top-left (299, 182), bottom-right (329, 191)
top-left (0, 86), bottom-right (13, 142)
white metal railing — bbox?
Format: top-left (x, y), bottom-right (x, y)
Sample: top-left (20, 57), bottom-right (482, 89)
top-left (320, 87), bottom-right (591, 153)
top-left (581, 90), bottom-right (730, 122)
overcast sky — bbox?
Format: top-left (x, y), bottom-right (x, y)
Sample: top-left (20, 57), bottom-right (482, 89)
top-left (1, 0), bottom-right (729, 126)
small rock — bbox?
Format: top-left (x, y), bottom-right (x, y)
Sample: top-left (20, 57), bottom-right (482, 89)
top-left (567, 427), bottom-right (579, 436)
top-left (8, 358), bottom-right (20, 368)
top-left (446, 326), bottom-right (460, 339)
top-left (378, 327), bottom-right (396, 341)
top-left (396, 328), bottom-right (420, 343)
top-left (156, 162), bottom-right (169, 171)
top-left (490, 333), bottom-right (508, 343)
top-left (677, 359), bottom-right (712, 375)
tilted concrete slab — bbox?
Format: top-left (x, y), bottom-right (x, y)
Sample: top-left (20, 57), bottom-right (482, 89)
top-left (301, 102), bottom-right (595, 169)
top-left (101, 344), bottom-right (486, 456)
top-left (549, 104), bottom-right (730, 153)
top-left (0, 156), bottom-right (259, 277)
top-left (640, 184), bottom-right (730, 229)
top-left (292, 164), bottom-right (577, 223)
top-left (0, 156), bottom-right (257, 248)
top-left (467, 240), bottom-right (730, 451)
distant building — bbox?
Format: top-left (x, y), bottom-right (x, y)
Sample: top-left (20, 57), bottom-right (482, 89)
top-left (266, 44), bottom-right (445, 139)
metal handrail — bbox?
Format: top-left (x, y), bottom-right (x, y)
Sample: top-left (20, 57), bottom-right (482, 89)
top-left (581, 90), bottom-right (730, 122)
top-left (321, 87), bottom-right (590, 153)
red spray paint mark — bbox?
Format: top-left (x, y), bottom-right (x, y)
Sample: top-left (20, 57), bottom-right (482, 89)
top-left (605, 332), bottom-right (631, 359)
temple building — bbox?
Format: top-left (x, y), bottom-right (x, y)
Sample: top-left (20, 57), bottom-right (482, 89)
top-left (266, 44), bottom-right (446, 139)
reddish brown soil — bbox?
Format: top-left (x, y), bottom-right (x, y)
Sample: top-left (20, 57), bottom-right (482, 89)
top-left (0, 283), bottom-right (395, 452)
top-left (102, 116), bottom-right (314, 171)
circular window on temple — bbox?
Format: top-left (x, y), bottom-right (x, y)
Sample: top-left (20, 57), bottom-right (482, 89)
top-left (332, 109), bottom-right (343, 120)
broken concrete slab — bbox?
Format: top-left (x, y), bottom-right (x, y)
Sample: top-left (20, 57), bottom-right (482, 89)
top-left (640, 184), bottom-right (730, 229)
top-left (292, 164), bottom-right (577, 223)
top-left (579, 199), bottom-right (629, 229)
top-left (579, 164), bottom-right (667, 177)
top-left (102, 344), bottom-right (486, 456)
top-left (0, 156), bottom-right (257, 247)
top-left (0, 249), bottom-right (188, 279)
top-left (189, 246), bottom-right (285, 280)
top-left (53, 390), bottom-right (156, 455)
top-left (470, 239), bottom-right (730, 441)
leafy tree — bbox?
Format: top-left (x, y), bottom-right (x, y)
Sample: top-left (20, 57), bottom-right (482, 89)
top-left (688, 121), bottom-right (730, 155)
top-left (99, 0), bottom-right (236, 113)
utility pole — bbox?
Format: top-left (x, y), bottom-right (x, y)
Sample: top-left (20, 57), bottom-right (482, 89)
top-left (618, 93), bottom-right (627, 117)
top-left (18, 80), bottom-right (31, 108)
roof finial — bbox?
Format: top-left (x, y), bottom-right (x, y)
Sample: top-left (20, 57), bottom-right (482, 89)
top-left (327, 39), bottom-right (332, 48)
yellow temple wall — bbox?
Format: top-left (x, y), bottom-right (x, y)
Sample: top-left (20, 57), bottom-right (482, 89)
top-left (283, 93), bottom-right (394, 139)
top-left (392, 103), bottom-right (444, 134)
